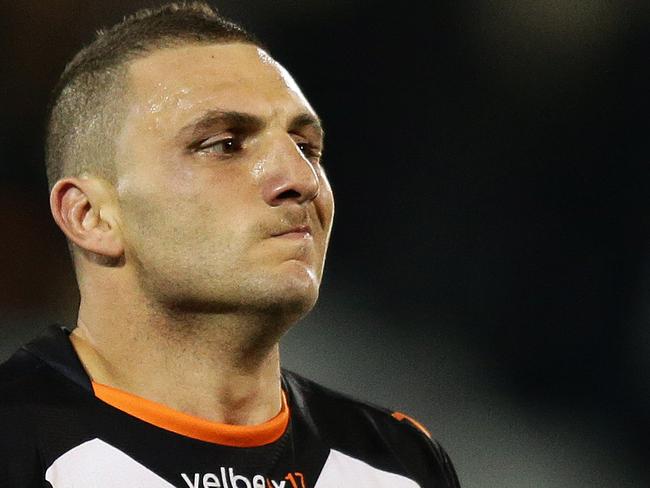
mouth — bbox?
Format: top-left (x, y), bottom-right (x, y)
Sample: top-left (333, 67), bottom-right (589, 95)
top-left (271, 225), bottom-right (312, 239)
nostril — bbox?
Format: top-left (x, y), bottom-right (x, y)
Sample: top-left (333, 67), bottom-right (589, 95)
top-left (263, 174), bottom-right (319, 206)
top-left (276, 189), bottom-right (301, 201)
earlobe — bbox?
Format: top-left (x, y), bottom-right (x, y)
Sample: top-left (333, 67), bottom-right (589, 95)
top-left (50, 177), bottom-right (124, 259)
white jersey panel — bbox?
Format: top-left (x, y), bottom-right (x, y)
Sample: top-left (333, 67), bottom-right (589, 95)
top-left (45, 438), bottom-right (175, 488)
top-left (314, 449), bottom-right (421, 488)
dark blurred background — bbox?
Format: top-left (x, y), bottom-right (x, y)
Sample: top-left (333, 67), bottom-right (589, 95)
top-left (1, 1), bottom-right (648, 486)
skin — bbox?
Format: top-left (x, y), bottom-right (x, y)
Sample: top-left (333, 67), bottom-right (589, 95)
top-left (49, 42), bottom-right (334, 425)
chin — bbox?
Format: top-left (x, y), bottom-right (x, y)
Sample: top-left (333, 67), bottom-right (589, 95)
top-left (156, 260), bottom-right (322, 318)
top-left (254, 264), bottom-right (321, 319)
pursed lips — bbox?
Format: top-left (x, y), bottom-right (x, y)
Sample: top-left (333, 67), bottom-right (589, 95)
top-left (271, 224), bottom-right (312, 239)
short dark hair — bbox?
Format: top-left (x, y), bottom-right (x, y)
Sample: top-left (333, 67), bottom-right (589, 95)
top-left (45, 1), bottom-right (259, 190)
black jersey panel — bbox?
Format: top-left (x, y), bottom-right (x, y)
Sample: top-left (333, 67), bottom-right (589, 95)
top-left (21, 325), bottom-right (92, 392)
top-left (282, 369), bottom-right (460, 488)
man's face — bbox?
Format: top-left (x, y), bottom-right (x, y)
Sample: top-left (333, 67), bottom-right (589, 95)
top-left (112, 43), bottom-right (334, 319)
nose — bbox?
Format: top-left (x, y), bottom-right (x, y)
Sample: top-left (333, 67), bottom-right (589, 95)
top-left (261, 136), bottom-right (320, 207)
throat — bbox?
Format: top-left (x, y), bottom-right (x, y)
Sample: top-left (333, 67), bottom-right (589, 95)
top-left (70, 320), bottom-right (284, 426)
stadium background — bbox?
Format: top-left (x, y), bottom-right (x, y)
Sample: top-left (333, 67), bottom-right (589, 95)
top-left (1, 1), bottom-right (648, 486)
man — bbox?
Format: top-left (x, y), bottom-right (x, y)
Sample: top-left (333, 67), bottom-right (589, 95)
top-left (0, 3), bottom-right (460, 487)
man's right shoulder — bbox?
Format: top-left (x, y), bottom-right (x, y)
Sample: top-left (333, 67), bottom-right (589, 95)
top-left (0, 324), bottom-right (89, 405)
top-left (0, 325), bottom-right (92, 409)
top-left (0, 347), bottom-right (49, 404)
top-left (0, 348), bottom-right (50, 485)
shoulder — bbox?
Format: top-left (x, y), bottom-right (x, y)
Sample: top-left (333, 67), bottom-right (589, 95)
top-left (0, 338), bottom-right (78, 439)
top-left (0, 349), bottom-right (49, 482)
top-left (0, 347), bottom-right (50, 405)
top-left (0, 346), bottom-right (59, 436)
top-left (282, 369), bottom-right (460, 487)
top-left (283, 368), bottom-right (429, 436)
top-left (0, 325), bottom-right (91, 424)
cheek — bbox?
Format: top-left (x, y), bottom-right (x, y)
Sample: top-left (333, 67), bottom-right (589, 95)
top-left (116, 157), bottom-right (260, 255)
top-left (120, 195), bottom-right (237, 274)
top-left (317, 175), bottom-right (335, 228)
top-left (117, 173), bottom-right (204, 250)
top-left (118, 193), bottom-right (184, 253)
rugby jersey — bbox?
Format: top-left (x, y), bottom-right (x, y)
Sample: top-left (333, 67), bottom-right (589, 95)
top-left (0, 325), bottom-right (460, 487)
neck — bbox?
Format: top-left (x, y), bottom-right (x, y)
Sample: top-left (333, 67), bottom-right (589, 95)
top-left (71, 297), bottom-right (286, 426)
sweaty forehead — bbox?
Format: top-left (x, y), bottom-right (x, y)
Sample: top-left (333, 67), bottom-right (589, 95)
top-left (125, 42), bottom-right (314, 123)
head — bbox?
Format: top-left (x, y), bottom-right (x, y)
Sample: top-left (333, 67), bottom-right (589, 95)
top-left (47, 2), bottom-right (334, 323)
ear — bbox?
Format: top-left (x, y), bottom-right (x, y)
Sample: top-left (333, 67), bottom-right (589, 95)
top-left (50, 177), bottom-right (124, 259)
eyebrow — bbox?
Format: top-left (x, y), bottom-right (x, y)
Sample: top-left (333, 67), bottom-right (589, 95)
top-left (288, 112), bottom-right (324, 137)
top-left (178, 109), bottom-right (324, 141)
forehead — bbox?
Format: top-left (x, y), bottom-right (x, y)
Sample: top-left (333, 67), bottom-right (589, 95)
top-left (124, 42), bottom-right (315, 126)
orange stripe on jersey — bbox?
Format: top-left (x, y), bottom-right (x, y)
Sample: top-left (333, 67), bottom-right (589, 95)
top-left (392, 411), bottom-right (432, 439)
top-left (92, 381), bottom-right (289, 447)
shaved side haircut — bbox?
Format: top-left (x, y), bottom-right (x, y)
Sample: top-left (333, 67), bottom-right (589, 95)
top-left (45, 1), bottom-right (259, 190)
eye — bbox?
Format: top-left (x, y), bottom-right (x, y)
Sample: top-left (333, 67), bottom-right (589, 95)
top-left (296, 141), bottom-right (322, 162)
top-left (197, 137), bottom-right (242, 155)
